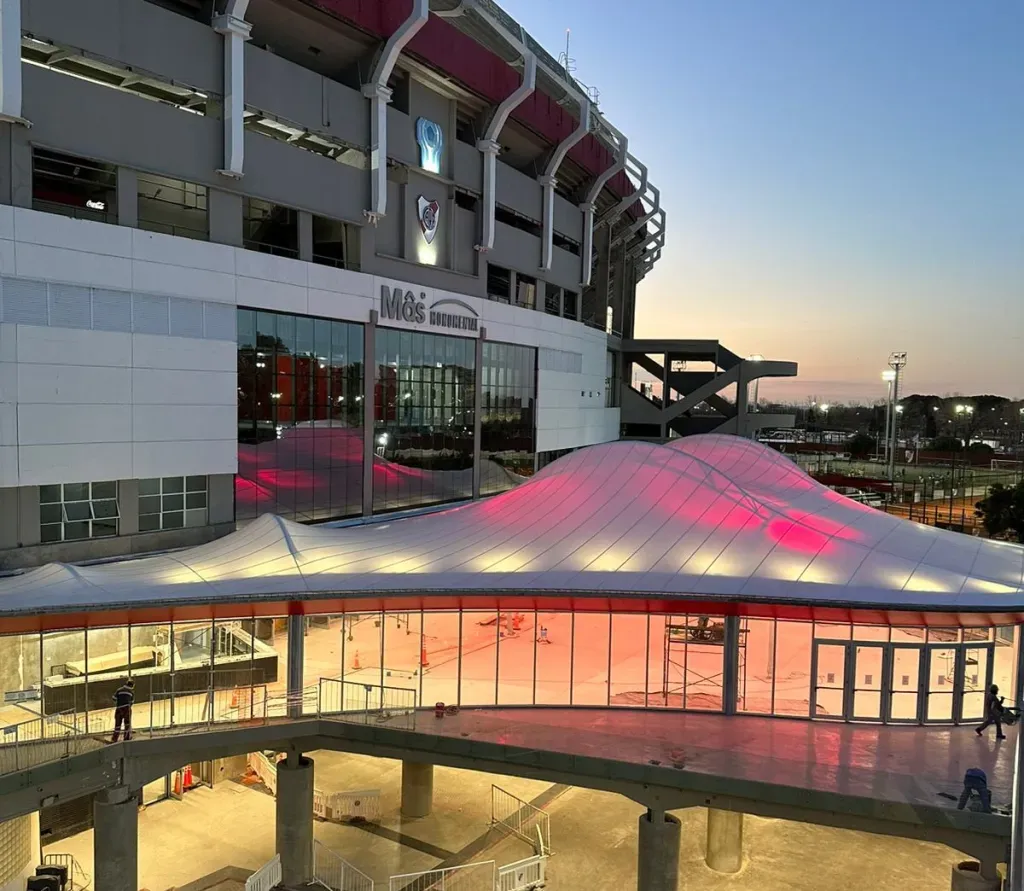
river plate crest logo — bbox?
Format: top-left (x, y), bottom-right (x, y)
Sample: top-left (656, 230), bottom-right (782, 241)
top-left (417, 195), bottom-right (439, 245)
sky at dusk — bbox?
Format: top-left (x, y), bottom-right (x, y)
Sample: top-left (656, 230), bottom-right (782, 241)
top-left (502, 0), bottom-right (1024, 403)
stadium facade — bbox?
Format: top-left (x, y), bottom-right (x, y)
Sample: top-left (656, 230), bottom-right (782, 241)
top-left (0, 0), bottom-right (798, 571)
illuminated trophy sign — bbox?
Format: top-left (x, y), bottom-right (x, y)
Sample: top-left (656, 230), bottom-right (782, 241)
top-left (379, 285), bottom-right (479, 332)
top-left (415, 118), bottom-right (443, 174)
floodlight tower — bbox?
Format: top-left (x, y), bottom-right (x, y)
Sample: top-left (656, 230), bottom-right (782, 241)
top-left (887, 352), bottom-right (907, 481)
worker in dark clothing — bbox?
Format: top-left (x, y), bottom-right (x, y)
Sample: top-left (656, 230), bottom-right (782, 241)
top-left (976, 684), bottom-right (1007, 740)
top-left (111, 679), bottom-right (135, 742)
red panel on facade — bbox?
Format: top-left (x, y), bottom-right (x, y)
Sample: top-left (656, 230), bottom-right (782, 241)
top-left (306, 0), bottom-right (636, 207)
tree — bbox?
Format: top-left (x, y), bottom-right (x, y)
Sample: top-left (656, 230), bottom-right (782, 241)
top-left (846, 433), bottom-right (876, 460)
top-left (975, 481), bottom-right (1024, 542)
top-left (929, 435), bottom-right (962, 453)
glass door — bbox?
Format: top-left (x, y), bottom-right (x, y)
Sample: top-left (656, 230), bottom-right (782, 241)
top-left (925, 646), bottom-right (957, 722)
top-left (960, 645), bottom-right (993, 722)
top-left (812, 642), bottom-right (848, 719)
top-left (851, 644), bottom-right (886, 721)
top-left (887, 645), bottom-right (923, 722)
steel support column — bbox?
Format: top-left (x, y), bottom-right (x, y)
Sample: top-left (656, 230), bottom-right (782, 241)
top-left (286, 615), bottom-right (305, 717)
top-left (472, 327), bottom-right (486, 499)
top-left (1009, 623), bottom-right (1024, 890)
top-left (362, 311), bottom-right (377, 516)
top-left (723, 615), bottom-right (740, 714)
top-left (213, 1), bottom-right (251, 179)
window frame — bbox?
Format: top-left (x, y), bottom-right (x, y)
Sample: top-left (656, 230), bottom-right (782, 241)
top-left (138, 476), bottom-right (209, 533)
top-left (39, 481), bottom-right (120, 543)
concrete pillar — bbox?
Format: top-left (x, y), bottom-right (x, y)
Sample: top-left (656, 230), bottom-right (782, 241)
top-left (298, 210), bottom-right (313, 262)
top-left (93, 786), bottom-right (138, 891)
top-left (950, 861), bottom-right (1001, 890)
top-left (208, 188), bottom-right (243, 247)
top-left (115, 168), bottom-right (138, 228)
top-left (637, 809), bottom-right (680, 891)
top-left (401, 760), bottom-right (434, 818)
top-left (705, 808), bottom-right (743, 874)
top-left (276, 754), bottom-right (314, 887)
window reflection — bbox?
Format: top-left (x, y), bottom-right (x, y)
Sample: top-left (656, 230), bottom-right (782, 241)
top-left (373, 327), bottom-right (476, 512)
top-left (572, 613), bottom-right (609, 705)
top-left (460, 611), bottom-right (498, 705)
top-left (480, 342), bottom-right (537, 495)
top-left (609, 614), bottom-right (648, 706)
top-left (535, 612), bottom-right (571, 704)
top-left (236, 308), bottom-right (365, 524)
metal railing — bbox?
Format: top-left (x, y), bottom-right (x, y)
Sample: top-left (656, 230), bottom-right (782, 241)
top-left (318, 677), bottom-right (417, 726)
top-left (244, 855), bottom-right (281, 891)
top-left (0, 678), bottom-right (416, 778)
top-left (491, 785), bottom-right (551, 856)
top-left (312, 840), bottom-right (374, 891)
top-left (388, 861), bottom-right (496, 891)
top-left (0, 711), bottom-right (97, 774)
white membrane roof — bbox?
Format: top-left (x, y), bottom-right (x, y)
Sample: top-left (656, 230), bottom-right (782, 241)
top-left (1, 435), bottom-right (1022, 623)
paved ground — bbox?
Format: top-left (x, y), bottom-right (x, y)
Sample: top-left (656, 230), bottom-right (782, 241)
top-left (45, 749), bottom-right (983, 891)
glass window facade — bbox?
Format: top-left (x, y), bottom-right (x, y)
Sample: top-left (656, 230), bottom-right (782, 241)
top-left (39, 481), bottom-right (119, 543)
top-left (235, 314), bottom-right (538, 520)
top-left (480, 342), bottom-right (537, 495)
top-left (373, 327), bottom-right (476, 513)
top-left (0, 614), bottom-right (1014, 747)
top-left (138, 476), bottom-right (208, 532)
top-left (236, 308), bottom-right (365, 523)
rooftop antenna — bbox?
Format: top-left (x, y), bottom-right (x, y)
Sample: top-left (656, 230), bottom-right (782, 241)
top-left (557, 28), bottom-right (576, 78)
top-left (556, 28), bottom-right (600, 108)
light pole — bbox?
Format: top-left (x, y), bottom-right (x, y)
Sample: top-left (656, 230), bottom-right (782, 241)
top-left (951, 404), bottom-right (973, 525)
top-left (748, 355), bottom-right (764, 415)
top-left (819, 404), bottom-right (830, 474)
top-left (887, 352), bottom-right (907, 482)
top-left (882, 370), bottom-right (896, 466)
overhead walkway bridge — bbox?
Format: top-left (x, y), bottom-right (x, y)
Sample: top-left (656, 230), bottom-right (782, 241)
top-left (0, 676), bottom-right (1012, 891)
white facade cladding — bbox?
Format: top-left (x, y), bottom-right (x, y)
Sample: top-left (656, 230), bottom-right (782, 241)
top-left (0, 208), bottom-right (617, 558)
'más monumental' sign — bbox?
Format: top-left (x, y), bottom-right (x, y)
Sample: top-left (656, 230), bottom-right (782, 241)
top-left (379, 285), bottom-right (479, 333)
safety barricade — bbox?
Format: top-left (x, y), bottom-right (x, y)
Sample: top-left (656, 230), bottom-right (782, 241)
top-left (496, 855), bottom-right (547, 891)
top-left (245, 855), bottom-right (281, 891)
top-left (325, 789), bottom-right (382, 823)
top-left (247, 751), bottom-right (279, 796)
top-left (388, 860), bottom-right (495, 891)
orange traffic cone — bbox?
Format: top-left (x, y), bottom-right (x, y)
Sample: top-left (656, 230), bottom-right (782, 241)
top-left (352, 650), bottom-right (361, 670)
top-left (420, 645), bottom-right (429, 668)
top-left (231, 689), bottom-right (240, 708)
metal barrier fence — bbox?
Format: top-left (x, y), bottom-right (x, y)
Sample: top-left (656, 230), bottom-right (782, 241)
top-left (388, 860), bottom-right (496, 891)
top-left (247, 751), bottom-right (279, 795)
top-left (245, 855), bottom-right (281, 891)
top-left (326, 789), bottom-right (382, 823)
top-left (312, 840), bottom-right (374, 891)
top-left (496, 855), bottom-right (547, 891)
top-left (491, 786), bottom-right (551, 856)
top-left (43, 852), bottom-right (92, 891)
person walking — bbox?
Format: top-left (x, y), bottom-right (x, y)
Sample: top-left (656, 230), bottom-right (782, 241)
top-left (111, 679), bottom-right (135, 743)
top-left (976, 684), bottom-right (1007, 740)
